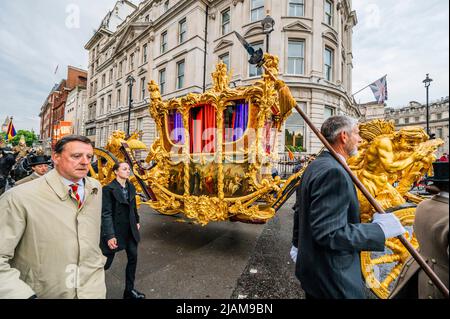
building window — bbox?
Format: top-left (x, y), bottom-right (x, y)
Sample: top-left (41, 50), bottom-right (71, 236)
top-left (86, 127), bottom-right (96, 136)
top-left (119, 61), bottom-right (123, 77)
top-left (141, 77), bottom-right (146, 100)
top-left (219, 53), bottom-right (230, 71)
top-left (324, 47), bottom-right (334, 81)
top-left (249, 42), bottom-right (263, 77)
top-left (222, 8), bottom-right (231, 35)
top-left (177, 60), bottom-right (185, 89)
top-left (324, 0), bottom-right (333, 26)
top-left (159, 69), bottom-right (166, 95)
top-left (136, 118), bottom-right (143, 132)
top-left (102, 74), bottom-right (106, 88)
top-left (436, 113), bottom-right (442, 120)
top-left (117, 89), bottom-right (121, 107)
top-left (129, 53), bottom-right (135, 71)
top-left (107, 94), bottom-right (112, 112)
top-left (404, 117), bottom-right (409, 124)
top-left (100, 97), bottom-right (105, 114)
top-left (109, 69), bottom-right (113, 83)
top-left (179, 18), bottom-right (187, 44)
top-left (288, 40), bottom-right (304, 75)
top-left (145, 14), bottom-right (150, 22)
top-left (113, 123), bottom-right (118, 131)
top-left (161, 31), bottom-right (168, 54)
top-left (127, 85), bottom-right (132, 105)
top-left (164, 0), bottom-right (169, 12)
top-left (289, 0), bottom-right (304, 17)
top-left (395, 119), bottom-right (399, 125)
top-left (251, 0), bottom-right (264, 22)
top-left (324, 105), bottom-right (335, 119)
top-left (285, 103), bottom-right (307, 152)
top-left (436, 127), bottom-right (443, 138)
top-left (123, 121), bottom-right (129, 134)
top-left (143, 44), bottom-right (148, 63)
top-left (415, 116), bottom-right (420, 122)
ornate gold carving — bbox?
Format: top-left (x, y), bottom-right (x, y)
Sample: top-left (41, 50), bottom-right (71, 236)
top-left (140, 55), bottom-right (292, 225)
top-left (349, 119), bottom-right (444, 299)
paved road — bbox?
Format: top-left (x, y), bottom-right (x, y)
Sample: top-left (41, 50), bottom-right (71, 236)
top-left (105, 196), bottom-right (304, 299)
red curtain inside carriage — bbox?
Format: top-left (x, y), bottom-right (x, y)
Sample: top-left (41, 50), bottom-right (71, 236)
top-left (167, 101), bottom-right (250, 154)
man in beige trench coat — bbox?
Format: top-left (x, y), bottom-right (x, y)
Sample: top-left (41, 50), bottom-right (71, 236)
top-left (0, 135), bottom-right (106, 299)
top-left (389, 162), bottom-right (449, 299)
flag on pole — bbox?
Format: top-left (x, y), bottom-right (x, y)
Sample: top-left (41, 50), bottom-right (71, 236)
top-left (54, 64), bottom-right (59, 75)
top-left (7, 118), bottom-right (17, 141)
top-left (369, 75), bottom-right (388, 104)
top-left (286, 146), bottom-right (295, 160)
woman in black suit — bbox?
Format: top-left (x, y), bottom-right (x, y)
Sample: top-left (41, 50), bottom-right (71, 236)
top-left (101, 162), bottom-right (145, 299)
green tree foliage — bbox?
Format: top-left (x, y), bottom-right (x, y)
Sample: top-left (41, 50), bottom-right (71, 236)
top-left (8, 130), bottom-right (38, 146)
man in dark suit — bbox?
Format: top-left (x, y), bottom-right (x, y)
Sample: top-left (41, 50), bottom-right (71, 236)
top-left (291, 115), bottom-right (406, 299)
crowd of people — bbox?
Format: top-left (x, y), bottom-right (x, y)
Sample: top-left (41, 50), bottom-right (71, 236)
top-left (0, 116), bottom-right (448, 299)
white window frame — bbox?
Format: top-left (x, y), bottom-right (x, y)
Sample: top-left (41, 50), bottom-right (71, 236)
top-left (179, 18), bottom-right (187, 44)
top-left (251, 0), bottom-right (264, 22)
top-left (287, 40), bottom-right (305, 75)
top-left (221, 8), bottom-right (231, 35)
top-left (159, 69), bottom-right (166, 95)
top-left (289, 0), bottom-right (304, 17)
top-left (324, 105), bottom-right (335, 119)
top-left (136, 118), bottom-right (143, 132)
top-left (324, 47), bottom-right (334, 81)
top-left (141, 77), bottom-right (146, 100)
top-left (177, 60), bottom-right (185, 89)
top-left (117, 89), bottom-right (121, 107)
top-left (324, 0), bottom-right (333, 26)
top-left (161, 31), bottom-right (168, 54)
top-left (143, 44), bottom-right (148, 63)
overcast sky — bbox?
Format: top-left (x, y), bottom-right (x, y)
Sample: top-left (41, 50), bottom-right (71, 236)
top-left (0, 0), bottom-right (448, 133)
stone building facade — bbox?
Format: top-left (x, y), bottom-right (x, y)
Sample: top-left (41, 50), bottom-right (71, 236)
top-left (64, 85), bottom-right (88, 136)
top-left (385, 96), bottom-right (449, 156)
top-left (85, 0), bottom-right (358, 154)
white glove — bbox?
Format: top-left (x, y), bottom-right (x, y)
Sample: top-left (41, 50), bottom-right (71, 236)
top-left (371, 213), bottom-right (406, 239)
top-left (290, 246), bottom-right (298, 263)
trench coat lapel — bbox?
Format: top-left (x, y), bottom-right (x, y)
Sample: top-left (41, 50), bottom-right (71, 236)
top-left (82, 177), bottom-right (100, 208)
top-left (44, 169), bottom-right (71, 202)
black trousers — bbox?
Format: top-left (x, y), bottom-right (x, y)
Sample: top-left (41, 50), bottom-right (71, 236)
top-left (104, 235), bottom-right (138, 292)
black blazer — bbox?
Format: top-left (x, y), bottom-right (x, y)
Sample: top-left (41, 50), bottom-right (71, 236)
top-left (101, 179), bottom-right (140, 254)
top-left (292, 151), bottom-right (385, 299)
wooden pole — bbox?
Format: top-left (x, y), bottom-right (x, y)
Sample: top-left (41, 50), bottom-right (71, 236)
top-left (263, 65), bottom-right (449, 298)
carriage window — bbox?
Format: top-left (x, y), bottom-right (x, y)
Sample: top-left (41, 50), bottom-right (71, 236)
top-left (223, 100), bottom-right (249, 143)
top-left (167, 110), bottom-right (185, 144)
top-left (189, 104), bottom-right (216, 153)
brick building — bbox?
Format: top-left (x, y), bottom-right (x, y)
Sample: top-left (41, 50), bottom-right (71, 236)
top-left (39, 66), bottom-right (87, 150)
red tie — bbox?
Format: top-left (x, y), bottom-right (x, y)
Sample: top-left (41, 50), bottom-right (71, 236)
top-left (70, 184), bottom-right (82, 209)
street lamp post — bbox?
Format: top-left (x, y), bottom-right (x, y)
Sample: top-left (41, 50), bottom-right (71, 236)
top-left (422, 73), bottom-right (433, 136)
top-left (126, 75), bottom-right (135, 138)
top-left (261, 14), bottom-right (275, 53)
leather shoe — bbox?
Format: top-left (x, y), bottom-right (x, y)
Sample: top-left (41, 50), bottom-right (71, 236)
top-left (123, 289), bottom-right (146, 299)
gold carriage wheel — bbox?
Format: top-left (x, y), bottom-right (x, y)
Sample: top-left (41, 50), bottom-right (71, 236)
top-left (90, 148), bottom-right (119, 186)
top-left (361, 207), bottom-right (418, 299)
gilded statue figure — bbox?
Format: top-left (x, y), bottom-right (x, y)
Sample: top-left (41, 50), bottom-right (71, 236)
top-left (348, 120), bottom-right (444, 221)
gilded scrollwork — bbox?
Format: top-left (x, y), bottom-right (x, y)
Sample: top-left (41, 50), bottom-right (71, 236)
top-left (140, 55), bottom-right (292, 225)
